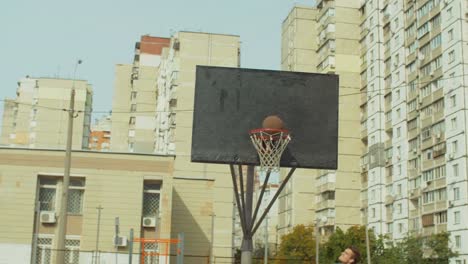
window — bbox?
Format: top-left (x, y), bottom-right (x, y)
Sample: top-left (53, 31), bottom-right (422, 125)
top-left (39, 178), bottom-right (57, 211)
top-left (452, 140), bottom-right (458, 154)
top-left (421, 84), bottom-right (431, 97)
top-left (143, 182), bottom-right (161, 217)
top-left (453, 164), bottom-right (459, 177)
top-left (448, 29), bottom-right (454, 41)
top-left (397, 203), bottom-right (402, 214)
top-left (387, 223), bottom-right (393, 233)
top-left (398, 223), bottom-right (404, 233)
top-left (423, 191), bottom-right (435, 203)
top-left (455, 235), bottom-right (461, 248)
top-left (372, 208), bottom-right (376, 218)
top-left (65, 238), bottom-right (81, 264)
top-left (454, 211), bottom-right (460, 224)
top-left (67, 179), bottom-right (85, 214)
top-left (450, 95), bottom-right (456, 107)
top-left (435, 211), bottom-right (447, 224)
top-left (422, 127), bottom-right (432, 140)
top-left (449, 51), bottom-right (455, 63)
top-left (396, 127), bottom-right (401, 138)
top-left (396, 109), bottom-right (401, 119)
top-left (454, 187), bottom-right (460, 200)
top-left (450, 117), bottom-right (457, 130)
top-left (129, 117), bottom-right (136, 125)
top-left (130, 104), bottom-right (137, 112)
top-left (130, 91), bottom-right (137, 100)
top-left (408, 118), bottom-right (418, 130)
top-left (431, 34), bottom-right (442, 49)
top-left (37, 236), bottom-right (53, 264)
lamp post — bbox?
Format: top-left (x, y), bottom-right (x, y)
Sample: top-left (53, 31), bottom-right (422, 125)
top-left (54, 59), bottom-right (82, 264)
top-left (315, 216), bottom-right (327, 264)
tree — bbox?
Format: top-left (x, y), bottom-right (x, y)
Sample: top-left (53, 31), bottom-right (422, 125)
top-left (320, 225), bottom-right (377, 264)
top-left (424, 232), bottom-right (458, 264)
top-left (275, 224), bottom-right (316, 263)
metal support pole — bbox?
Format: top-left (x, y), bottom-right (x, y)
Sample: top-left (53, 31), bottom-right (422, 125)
top-left (177, 233), bottom-right (184, 264)
top-left (230, 165), bottom-right (247, 236)
top-left (365, 224), bottom-right (371, 264)
top-left (115, 217), bottom-right (120, 264)
top-left (210, 214), bottom-right (215, 264)
top-left (31, 201), bottom-right (40, 264)
top-left (94, 205), bottom-right (103, 264)
top-left (251, 170), bottom-right (271, 227)
top-left (252, 168), bottom-right (296, 235)
top-left (315, 223), bottom-right (319, 264)
top-left (241, 166), bottom-right (254, 264)
top-left (264, 216), bottom-right (268, 264)
top-left (129, 229), bottom-right (134, 264)
top-left (54, 60), bottom-right (81, 264)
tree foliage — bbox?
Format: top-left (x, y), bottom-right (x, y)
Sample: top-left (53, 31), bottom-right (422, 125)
top-left (275, 224), bottom-right (316, 263)
top-left (273, 225), bottom-right (457, 264)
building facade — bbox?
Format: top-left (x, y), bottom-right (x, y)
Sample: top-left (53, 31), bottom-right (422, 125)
top-left (359, 0), bottom-right (468, 262)
top-left (154, 31), bottom-right (241, 262)
top-left (88, 115), bottom-right (111, 151)
top-left (0, 148), bottom-right (174, 264)
top-left (110, 36), bottom-right (171, 153)
top-left (0, 77), bottom-right (93, 150)
top-left (279, 2), bottom-right (362, 238)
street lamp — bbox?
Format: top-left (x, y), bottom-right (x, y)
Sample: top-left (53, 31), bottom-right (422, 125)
top-left (55, 59), bottom-right (82, 264)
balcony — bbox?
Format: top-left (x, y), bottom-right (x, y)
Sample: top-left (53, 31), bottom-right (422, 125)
top-left (385, 195), bottom-right (394, 204)
top-left (316, 182), bottom-right (336, 193)
top-left (410, 209), bottom-right (419, 218)
top-left (361, 128), bottom-right (368, 142)
top-left (317, 200), bottom-right (336, 211)
top-left (409, 188), bottom-right (421, 199)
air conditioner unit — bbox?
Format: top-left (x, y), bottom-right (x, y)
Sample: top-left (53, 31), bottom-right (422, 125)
top-left (412, 148), bottom-right (417, 154)
top-left (142, 217), bottom-right (157, 227)
top-left (113, 236), bottom-right (128, 247)
top-left (330, 47), bottom-right (336, 52)
top-left (40, 211), bottom-right (56, 224)
top-left (418, 53), bottom-right (425, 61)
top-left (448, 201), bottom-right (454, 207)
top-left (430, 71), bottom-right (435, 77)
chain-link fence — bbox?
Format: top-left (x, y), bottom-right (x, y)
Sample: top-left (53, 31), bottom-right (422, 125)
top-left (32, 248), bottom-right (316, 264)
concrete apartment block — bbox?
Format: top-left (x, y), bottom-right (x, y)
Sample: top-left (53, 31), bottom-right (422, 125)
top-left (110, 36), bottom-right (171, 153)
top-left (0, 77), bottom-right (92, 150)
top-left (0, 148), bottom-right (174, 264)
top-left (279, 2), bottom-right (362, 238)
top-left (360, 0), bottom-right (468, 262)
top-left (156, 32), bottom-right (240, 262)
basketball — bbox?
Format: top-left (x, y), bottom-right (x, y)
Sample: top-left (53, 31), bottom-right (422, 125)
top-left (262, 115), bottom-right (284, 129)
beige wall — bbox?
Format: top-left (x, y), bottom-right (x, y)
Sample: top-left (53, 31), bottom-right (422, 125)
top-left (165, 32), bottom-right (240, 261)
top-left (0, 148), bottom-right (173, 263)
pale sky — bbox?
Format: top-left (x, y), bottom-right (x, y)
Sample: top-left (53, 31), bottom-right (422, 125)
top-left (0, 0), bottom-right (315, 123)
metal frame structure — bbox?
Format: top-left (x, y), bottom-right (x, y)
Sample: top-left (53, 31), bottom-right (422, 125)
top-left (230, 165), bottom-right (296, 264)
top-left (133, 237), bottom-right (183, 264)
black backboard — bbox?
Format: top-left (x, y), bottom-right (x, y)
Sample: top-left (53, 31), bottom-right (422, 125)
top-left (191, 66), bottom-right (339, 170)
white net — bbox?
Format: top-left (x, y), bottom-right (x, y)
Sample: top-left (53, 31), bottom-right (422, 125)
top-left (250, 129), bottom-right (291, 172)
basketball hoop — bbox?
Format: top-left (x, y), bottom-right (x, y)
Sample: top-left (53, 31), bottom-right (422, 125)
top-left (249, 128), bottom-right (291, 172)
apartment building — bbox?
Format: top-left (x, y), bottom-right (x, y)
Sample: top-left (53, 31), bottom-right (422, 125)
top-left (278, 5), bottom-right (320, 237)
top-left (0, 148), bottom-right (174, 264)
top-left (110, 36), bottom-right (171, 153)
top-left (88, 115), bottom-right (111, 151)
top-left (279, 2), bottom-right (362, 237)
top-left (154, 31), bottom-right (241, 262)
top-left (0, 77), bottom-right (93, 150)
top-left (359, 0), bottom-right (468, 261)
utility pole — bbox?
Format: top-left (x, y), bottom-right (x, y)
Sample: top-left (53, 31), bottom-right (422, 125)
top-left (93, 205), bottom-right (103, 264)
top-left (365, 224), bottom-right (371, 264)
top-left (54, 59), bottom-right (82, 264)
